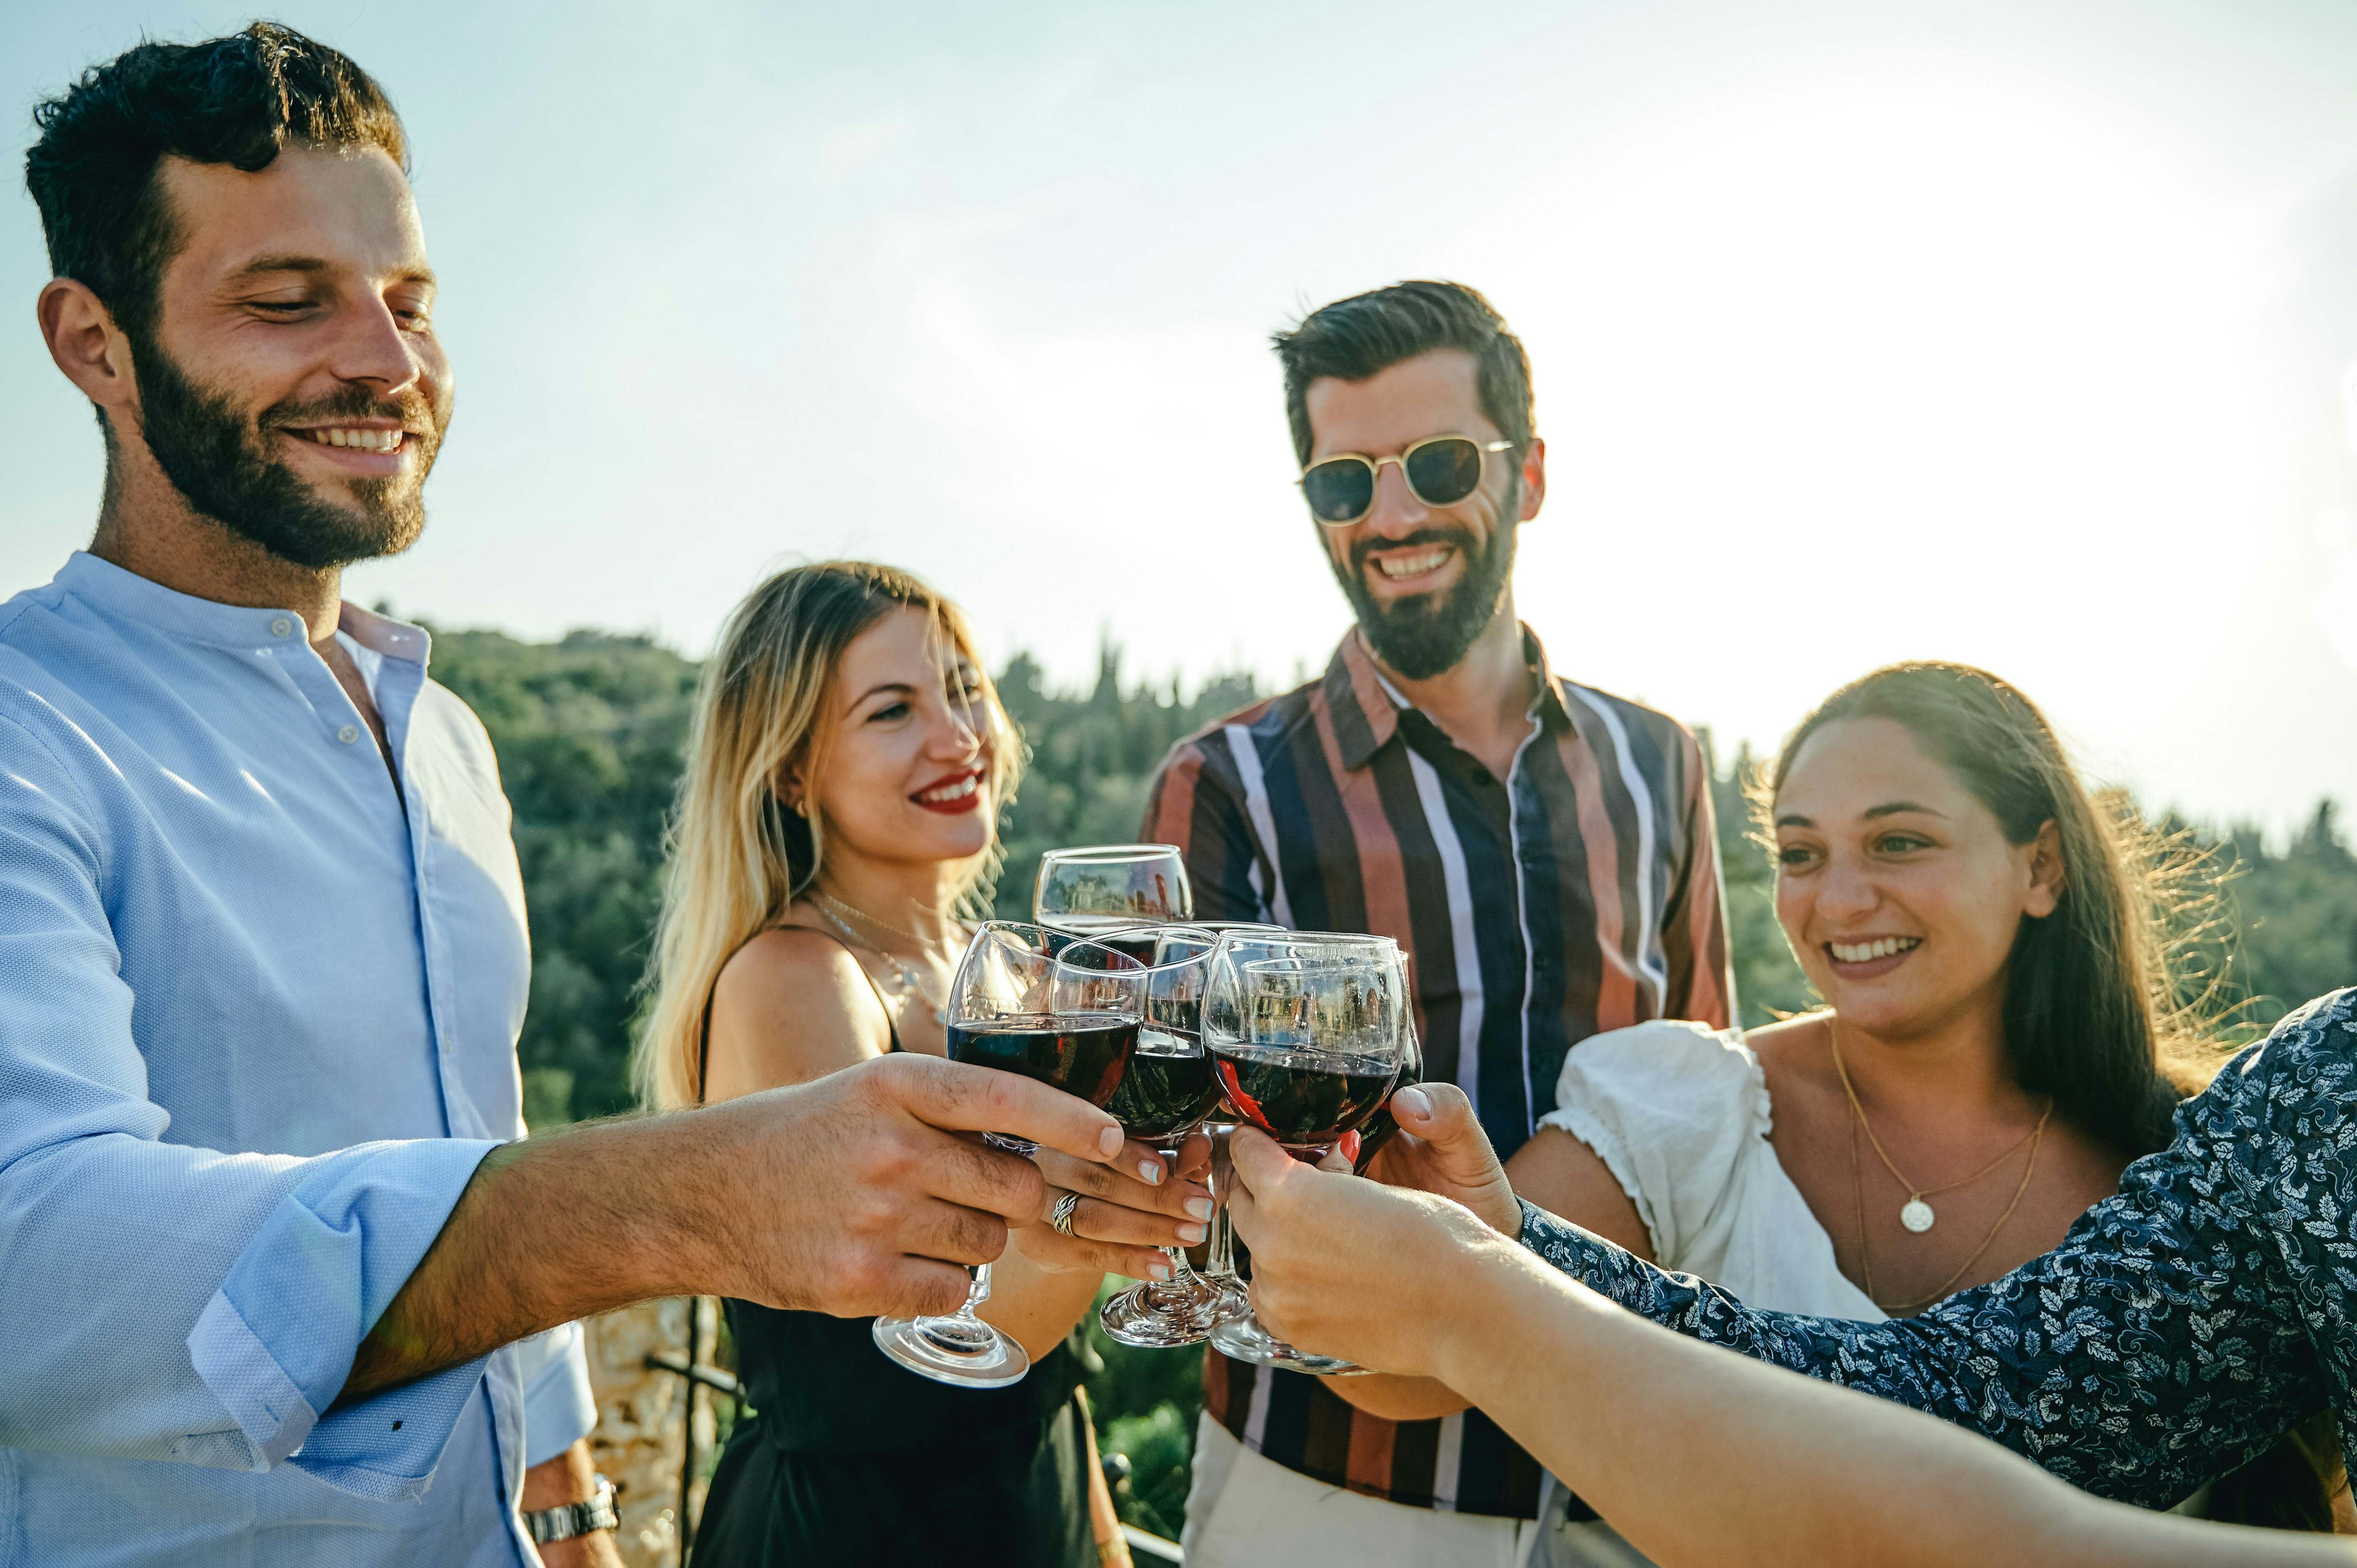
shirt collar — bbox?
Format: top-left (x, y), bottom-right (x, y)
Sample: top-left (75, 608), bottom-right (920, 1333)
top-left (1324, 622), bottom-right (1574, 773)
top-left (52, 550), bottom-right (429, 663)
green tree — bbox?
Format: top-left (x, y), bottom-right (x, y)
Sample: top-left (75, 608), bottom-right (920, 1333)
top-left (427, 627), bottom-right (698, 1124)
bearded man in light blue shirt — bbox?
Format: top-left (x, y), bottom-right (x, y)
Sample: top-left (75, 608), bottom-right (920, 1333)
top-left (3, 24), bottom-right (1145, 1567)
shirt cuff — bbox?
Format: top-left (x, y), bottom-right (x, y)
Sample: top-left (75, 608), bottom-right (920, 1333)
top-left (517, 1321), bottom-right (598, 1467)
top-left (185, 1137), bottom-right (502, 1501)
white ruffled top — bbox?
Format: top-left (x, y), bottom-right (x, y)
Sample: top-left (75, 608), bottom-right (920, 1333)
top-left (1536, 1018), bottom-right (1885, 1323)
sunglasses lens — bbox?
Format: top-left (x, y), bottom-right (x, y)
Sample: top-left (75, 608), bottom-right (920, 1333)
top-left (1404, 438), bottom-right (1488, 506)
top-left (1302, 460), bottom-right (1374, 523)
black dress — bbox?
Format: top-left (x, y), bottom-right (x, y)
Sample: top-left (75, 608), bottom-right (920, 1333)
top-left (690, 929), bottom-right (1099, 1568)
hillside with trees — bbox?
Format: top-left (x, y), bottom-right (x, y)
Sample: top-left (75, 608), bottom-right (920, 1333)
top-left (427, 624), bottom-right (2355, 1537)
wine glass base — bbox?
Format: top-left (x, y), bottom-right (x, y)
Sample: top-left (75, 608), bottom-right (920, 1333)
top-left (872, 1313), bottom-right (1030, 1389)
top-left (1209, 1311), bottom-right (1371, 1377)
top-left (1098, 1276), bottom-right (1229, 1348)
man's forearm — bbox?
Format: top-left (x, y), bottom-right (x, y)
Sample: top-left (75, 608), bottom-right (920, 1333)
top-left (341, 1052), bottom-right (1118, 1406)
top-left (344, 1114), bottom-right (710, 1404)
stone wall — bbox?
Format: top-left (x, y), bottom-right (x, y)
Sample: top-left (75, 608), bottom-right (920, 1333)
top-left (580, 1298), bottom-right (719, 1568)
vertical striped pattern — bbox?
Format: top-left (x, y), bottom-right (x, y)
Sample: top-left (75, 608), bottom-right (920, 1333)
top-left (1139, 627), bottom-right (1735, 1521)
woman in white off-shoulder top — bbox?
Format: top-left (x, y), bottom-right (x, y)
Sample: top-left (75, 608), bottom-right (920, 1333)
top-left (1336, 663), bottom-right (2347, 1553)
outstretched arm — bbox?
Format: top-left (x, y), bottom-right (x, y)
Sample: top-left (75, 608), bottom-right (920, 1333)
top-left (346, 1053), bottom-right (1131, 1400)
top-left (1334, 1027), bottom-right (2345, 1512)
top-left (1230, 1138), bottom-right (2350, 1568)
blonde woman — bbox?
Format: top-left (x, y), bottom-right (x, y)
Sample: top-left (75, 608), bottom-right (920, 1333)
top-left (637, 562), bottom-right (1211, 1567)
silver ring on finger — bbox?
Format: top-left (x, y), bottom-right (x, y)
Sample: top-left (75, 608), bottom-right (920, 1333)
top-left (1049, 1191), bottom-right (1082, 1237)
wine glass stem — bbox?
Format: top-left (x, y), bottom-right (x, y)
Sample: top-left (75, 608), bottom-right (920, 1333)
top-left (1142, 1138), bottom-right (1205, 1303)
top-left (1206, 1127), bottom-right (1237, 1284)
top-left (925, 1262), bottom-right (991, 1332)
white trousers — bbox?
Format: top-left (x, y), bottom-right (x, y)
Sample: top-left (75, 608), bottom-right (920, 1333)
top-left (1182, 1418), bottom-right (1653, 1568)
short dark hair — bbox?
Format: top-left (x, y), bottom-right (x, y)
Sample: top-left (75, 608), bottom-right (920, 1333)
top-left (1272, 280), bottom-right (1534, 467)
top-left (24, 21), bottom-right (406, 344)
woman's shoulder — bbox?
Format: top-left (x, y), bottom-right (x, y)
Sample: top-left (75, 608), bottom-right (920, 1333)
top-left (1552, 1018), bottom-right (1766, 1117)
top-left (708, 921), bottom-right (892, 1086)
top-left (717, 919), bottom-right (872, 1000)
top-left (1539, 1018), bottom-right (1777, 1270)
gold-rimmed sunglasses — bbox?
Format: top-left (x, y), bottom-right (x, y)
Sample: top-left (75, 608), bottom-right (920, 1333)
top-left (1298, 436), bottom-right (1515, 526)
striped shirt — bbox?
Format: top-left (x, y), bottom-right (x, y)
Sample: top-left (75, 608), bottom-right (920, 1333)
top-left (1141, 625), bottom-right (1736, 1520)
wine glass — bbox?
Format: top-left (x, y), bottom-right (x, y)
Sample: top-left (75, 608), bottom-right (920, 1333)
top-left (1191, 932), bottom-right (1396, 1324)
top-left (1201, 932), bottom-right (1410, 1377)
top-left (1097, 929), bottom-right (1232, 1348)
top-left (1034, 845), bottom-right (1192, 959)
top-left (872, 924), bottom-right (1143, 1388)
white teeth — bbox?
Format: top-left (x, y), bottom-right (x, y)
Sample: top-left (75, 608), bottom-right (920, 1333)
top-left (1830, 937), bottom-right (1922, 963)
top-left (308, 428), bottom-right (402, 452)
top-left (1375, 547), bottom-right (1452, 579)
top-left (918, 775), bottom-right (980, 803)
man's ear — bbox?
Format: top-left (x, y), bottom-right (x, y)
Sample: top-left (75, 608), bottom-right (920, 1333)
top-left (39, 278), bottom-right (137, 415)
top-left (2023, 819), bottom-right (2064, 919)
top-left (1514, 436), bottom-right (1546, 523)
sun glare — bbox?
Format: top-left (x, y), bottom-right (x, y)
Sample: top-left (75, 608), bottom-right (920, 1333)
top-left (1449, 59), bottom-right (2280, 752)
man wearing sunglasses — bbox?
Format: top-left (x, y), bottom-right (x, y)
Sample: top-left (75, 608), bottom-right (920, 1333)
top-left (1144, 280), bottom-right (1737, 1566)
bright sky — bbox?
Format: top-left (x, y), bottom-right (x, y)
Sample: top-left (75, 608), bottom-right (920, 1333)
top-left (5, 1), bottom-right (2355, 833)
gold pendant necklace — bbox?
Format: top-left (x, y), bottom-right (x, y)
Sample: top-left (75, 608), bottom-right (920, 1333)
top-left (1829, 1022), bottom-right (2051, 1235)
top-left (815, 892), bottom-right (953, 1024)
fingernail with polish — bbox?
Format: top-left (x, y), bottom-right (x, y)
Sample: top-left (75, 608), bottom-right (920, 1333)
top-left (1185, 1197), bottom-right (1215, 1221)
top-left (1139, 1159), bottom-right (1164, 1184)
top-left (1150, 1262), bottom-right (1172, 1281)
top-left (1177, 1222), bottom-right (1207, 1245)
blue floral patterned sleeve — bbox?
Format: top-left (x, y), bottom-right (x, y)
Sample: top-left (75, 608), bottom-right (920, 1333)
top-left (1516, 988), bottom-right (2357, 1508)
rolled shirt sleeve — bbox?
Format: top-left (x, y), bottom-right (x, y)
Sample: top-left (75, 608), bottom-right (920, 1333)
top-left (0, 714), bottom-right (499, 1501)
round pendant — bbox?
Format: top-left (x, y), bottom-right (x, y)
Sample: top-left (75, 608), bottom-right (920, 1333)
top-left (1900, 1199), bottom-right (1936, 1234)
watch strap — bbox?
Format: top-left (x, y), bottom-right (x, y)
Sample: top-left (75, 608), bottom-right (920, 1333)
top-left (524, 1474), bottom-right (619, 1545)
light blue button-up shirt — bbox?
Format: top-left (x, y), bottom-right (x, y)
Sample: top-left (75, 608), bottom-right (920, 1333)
top-left (0, 553), bottom-right (596, 1566)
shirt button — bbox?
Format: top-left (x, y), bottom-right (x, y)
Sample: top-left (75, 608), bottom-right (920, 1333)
top-left (337, 725), bottom-right (360, 745)
top-left (270, 617), bottom-right (293, 638)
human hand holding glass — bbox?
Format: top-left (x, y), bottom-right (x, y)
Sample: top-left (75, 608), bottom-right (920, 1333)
top-left (871, 922), bottom-right (1144, 1388)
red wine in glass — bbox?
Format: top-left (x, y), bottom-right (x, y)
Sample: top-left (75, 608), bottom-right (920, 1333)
top-left (1352, 1029), bottom-right (1425, 1168)
top-left (945, 1012), bottom-right (1136, 1125)
top-left (1209, 1045), bottom-right (1397, 1151)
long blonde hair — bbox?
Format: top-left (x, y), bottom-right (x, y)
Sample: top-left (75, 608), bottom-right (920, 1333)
top-left (633, 562), bottom-right (1021, 1110)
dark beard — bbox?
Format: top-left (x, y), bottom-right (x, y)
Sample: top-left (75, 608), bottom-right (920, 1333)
top-left (1331, 490), bottom-right (1519, 681)
top-left (130, 337), bottom-right (443, 571)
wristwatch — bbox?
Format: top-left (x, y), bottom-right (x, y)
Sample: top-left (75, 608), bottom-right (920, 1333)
top-left (523, 1473), bottom-right (619, 1545)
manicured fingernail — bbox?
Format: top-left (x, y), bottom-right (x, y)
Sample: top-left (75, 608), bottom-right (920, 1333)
top-left (1177, 1222), bottom-right (1207, 1245)
top-left (1185, 1197), bottom-right (1215, 1221)
top-left (1338, 1130), bottom-right (1362, 1163)
top-left (1099, 1126), bottom-right (1126, 1157)
top-left (1392, 1086), bottom-right (1431, 1119)
top-left (1150, 1262), bottom-right (1172, 1281)
top-left (1139, 1159), bottom-right (1164, 1184)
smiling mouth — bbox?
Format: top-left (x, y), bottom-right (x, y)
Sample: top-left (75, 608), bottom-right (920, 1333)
top-left (1827, 936), bottom-right (1922, 964)
top-left (1372, 546), bottom-right (1454, 580)
top-left (913, 771), bottom-right (981, 806)
top-left (286, 426), bottom-right (411, 454)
